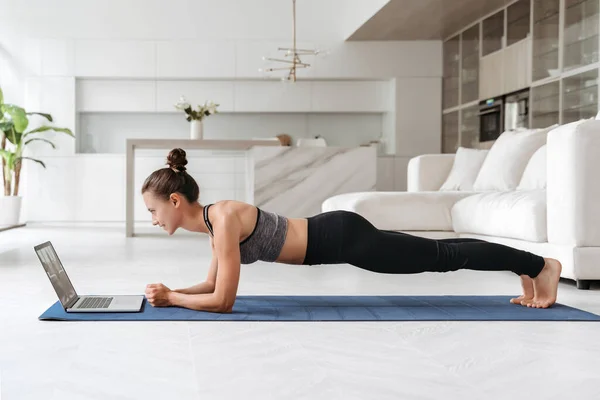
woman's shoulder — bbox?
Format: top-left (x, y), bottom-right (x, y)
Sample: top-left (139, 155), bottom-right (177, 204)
top-left (209, 200), bottom-right (257, 223)
top-left (210, 199), bottom-right (253, 212)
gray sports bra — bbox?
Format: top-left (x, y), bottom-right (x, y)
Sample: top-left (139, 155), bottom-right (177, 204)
top-left (203, 204), bottom-right (288, 264)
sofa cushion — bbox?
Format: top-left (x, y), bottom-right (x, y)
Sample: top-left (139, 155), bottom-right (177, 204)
top-left (439, 147), bottom-right (489, 191)
top-left (473, 126), bottom-right (553, 192)
top-left (517, 145), bottom-right (546, 190)
top-left (451, 190), bottom-right (547, 242)
top-left (322, 191), bottom-right (479, 231)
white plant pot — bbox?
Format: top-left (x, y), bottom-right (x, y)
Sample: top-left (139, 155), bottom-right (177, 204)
top-left (0, 196), bottom-right (22, 226)
top-left (190, 120), bottom-right (204, 140)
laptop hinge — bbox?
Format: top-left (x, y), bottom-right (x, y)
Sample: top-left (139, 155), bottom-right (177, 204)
top-left (65, 296), bottom-right (80, 309)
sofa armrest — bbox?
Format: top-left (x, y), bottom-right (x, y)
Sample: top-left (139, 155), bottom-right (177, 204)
top-left (547, 120), bottom-right (600, 246)
top-left (407, 154), bottom-right (455, 192)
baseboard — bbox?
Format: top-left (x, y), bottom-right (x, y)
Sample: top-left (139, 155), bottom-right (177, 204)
top-left (0, 223), bottom-right (26, 232)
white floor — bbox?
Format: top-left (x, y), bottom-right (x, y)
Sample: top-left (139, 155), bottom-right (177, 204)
top-left (2, 223), bottom-right (600, 400)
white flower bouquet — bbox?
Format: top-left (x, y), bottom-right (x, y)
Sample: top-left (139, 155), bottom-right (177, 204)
top-left (175, 96), bottom-right (219, 122)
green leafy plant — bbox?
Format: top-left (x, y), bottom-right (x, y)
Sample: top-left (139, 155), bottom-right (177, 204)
top-left (0, 86), bottom-right (74, 196)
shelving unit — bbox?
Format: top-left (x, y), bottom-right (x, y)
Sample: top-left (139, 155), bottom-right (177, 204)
top-left (532, 0), bottom-right (560, 81)
top-left (443, 35), bottom-right (461, 109)
top-left (507, 0), bottom-right (532, 46)
top-left (461, 24), bottom-right (480, 104)
top-left (563, 0), bottom-right (600, 71)
top-left (460, 105), bottom-right (480, 148)
top-left (442, 0), bottom-right (600, 153)
top-left (482, 10), bottom-right (505, 56)
top-left (442, 111), bottom-right (459, 153)
top-left (531, 80), bottom-right (561, 127)
top-left (562, 69), bottom-right (599, 123)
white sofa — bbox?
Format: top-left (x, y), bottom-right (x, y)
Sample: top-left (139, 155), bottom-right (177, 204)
top-left (322, 120), bottom-right (600, 290)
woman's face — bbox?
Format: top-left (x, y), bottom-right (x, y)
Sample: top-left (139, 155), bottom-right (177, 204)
top-left (142, 191), bottom-right (183, 236)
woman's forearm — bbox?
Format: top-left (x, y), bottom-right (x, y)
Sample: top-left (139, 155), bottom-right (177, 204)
top-left (167, 291), bottom-right (228, 313)
top-left (173, 281), bottom-right (215, 295)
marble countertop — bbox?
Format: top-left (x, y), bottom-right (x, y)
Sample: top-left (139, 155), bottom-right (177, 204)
top-left (126, 138), bottom-right (282, 150)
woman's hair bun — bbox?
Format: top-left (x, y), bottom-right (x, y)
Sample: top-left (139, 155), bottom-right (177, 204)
top-left (167, 148), bottom-right (188, 172)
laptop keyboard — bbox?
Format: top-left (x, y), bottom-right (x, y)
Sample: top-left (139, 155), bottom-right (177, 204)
top-left (78, 297), bottom-right (113, 309)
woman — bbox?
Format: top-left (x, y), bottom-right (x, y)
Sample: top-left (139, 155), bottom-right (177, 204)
top-left (142, 148), bottom-right (562, 313)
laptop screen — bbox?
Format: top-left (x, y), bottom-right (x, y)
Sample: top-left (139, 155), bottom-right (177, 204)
top-left (34, 242), bottom-right (77, 307)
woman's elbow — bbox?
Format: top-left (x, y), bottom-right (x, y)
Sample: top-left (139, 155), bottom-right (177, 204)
top-left (218, 298), bottom-right (235, 313)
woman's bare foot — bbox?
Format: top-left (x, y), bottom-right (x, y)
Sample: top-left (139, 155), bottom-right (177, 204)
top-left (528, 258), bottom-right (562, 309)
top-left (510, 275), bottom-right (534, 305)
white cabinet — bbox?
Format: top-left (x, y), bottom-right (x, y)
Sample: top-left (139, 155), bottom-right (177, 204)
top-left (460, 104), bottom-right (480, 148)
top-left (310, 81), bottom-right (389, 112)
top-left (76, 155), bottom-right (126, 221)
top-left (503, 38), bottom-right (532, 93)
top-left (531, 80), bottom-right (560, 128)
top-left (75, 79), bottom-right (391, 113)
top-left (233, 80), bottom-right (389, 113)
top-left (563, 0), bottom-right (600, 72)
top-left (479, 51), bottom-right (505, 99)
top-left (507, 0), bottom-right (531, 46)
top-left (461, 25), bottom-right (480, 105)
top-left (74, 40), bottom-right (155, 77)
top-left (156, 41), bottom-right (236, 78)
top-left (482, 10), bottom-right (505, 56)
top-left (24, 154), bottom-right (246, 222)
top-left (156, 81), bottom-right (234, 112)
top-left (24, 157), bottom-right (78, 221)
top-left (562, 68), bottom-right (599, 123)
top-left (76, 80), bottom-right (156, 112)
top-left (532, 0), bottom-right (560, 82)
top-left (442, 111), bottom-right (459, 153)
top-left (480, 40), bottom-right (530, 99)
top-left (233, 81), bottom-right (312, 112)
top-left (443, 35), bottom-right (460, 109)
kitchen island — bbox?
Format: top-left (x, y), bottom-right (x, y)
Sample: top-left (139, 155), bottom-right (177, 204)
top-left (125, 139), bottom-right (377, 236)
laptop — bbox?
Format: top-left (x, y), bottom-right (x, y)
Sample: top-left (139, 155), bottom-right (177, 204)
top-left (34, 241), bottom-right (144, 313)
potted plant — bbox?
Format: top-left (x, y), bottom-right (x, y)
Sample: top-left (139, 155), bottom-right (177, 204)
top-left (0, 86), bottom-right (74, 226)
top-left (174, 96), bottom-right (219, 140)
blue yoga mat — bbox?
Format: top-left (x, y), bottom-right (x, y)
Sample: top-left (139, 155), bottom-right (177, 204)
top-left (38, 295), bottom-right (600, 321)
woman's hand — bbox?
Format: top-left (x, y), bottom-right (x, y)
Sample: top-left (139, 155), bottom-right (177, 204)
top-left (145, 283), bottom-right (173, 307)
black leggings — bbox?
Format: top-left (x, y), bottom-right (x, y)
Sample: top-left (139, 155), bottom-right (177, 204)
top-left (302, 211), bottom-right (545, 278)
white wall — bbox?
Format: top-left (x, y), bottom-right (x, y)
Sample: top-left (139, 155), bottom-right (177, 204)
top-left (0, 0), bottom-right (442, 223)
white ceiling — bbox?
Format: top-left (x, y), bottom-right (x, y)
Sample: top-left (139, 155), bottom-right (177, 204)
top-left (0, 0), bottom-right (391, 43)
